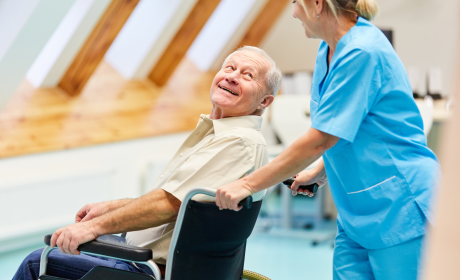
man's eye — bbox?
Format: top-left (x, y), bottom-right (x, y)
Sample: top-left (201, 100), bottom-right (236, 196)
top-left (246, 73), bottom-right (253, 78)
top-left (292, 0), bottom-right (296, 3)
top-left (226, 66), bottom-right (234, 70)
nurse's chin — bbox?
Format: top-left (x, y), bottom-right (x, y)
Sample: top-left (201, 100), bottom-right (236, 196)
top-left (303, 30), bottom-right (316, 40)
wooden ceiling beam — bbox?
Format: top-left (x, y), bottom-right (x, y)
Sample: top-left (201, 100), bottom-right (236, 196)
top-left (237, 0), bottom-right (291, 47)
top-left (58, 0), bottom-right (140, 96)
top-left (148, 0), bottom-right (221, 87)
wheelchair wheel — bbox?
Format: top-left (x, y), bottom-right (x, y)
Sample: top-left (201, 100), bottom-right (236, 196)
top-left (242, 270), bottom-right (271, 280)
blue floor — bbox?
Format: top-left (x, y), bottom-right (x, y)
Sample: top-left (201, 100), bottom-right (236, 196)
top-left (0, 243), bottom-right (44, 280)
top-left (243, 190), bottom-right (336, 279)
top-left (245, 228), bottom-right (334, 279)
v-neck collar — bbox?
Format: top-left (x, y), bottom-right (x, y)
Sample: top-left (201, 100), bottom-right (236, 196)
top-left (328, 17), bottom-right (363, 69)
top-left (316, 17), bottom-right (365, 95)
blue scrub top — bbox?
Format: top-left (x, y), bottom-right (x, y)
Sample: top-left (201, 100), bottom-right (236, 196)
top-left (310, 17), bottom-right (441, 249)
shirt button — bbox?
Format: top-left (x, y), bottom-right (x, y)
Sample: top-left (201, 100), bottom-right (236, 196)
top-left (160, 174), bottom-right (164, 179)
top-left (179, 153), bottom-right (183, 157)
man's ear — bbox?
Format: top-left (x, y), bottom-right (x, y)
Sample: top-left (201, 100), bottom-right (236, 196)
top-left (257, 95), bottom-right (275, 110)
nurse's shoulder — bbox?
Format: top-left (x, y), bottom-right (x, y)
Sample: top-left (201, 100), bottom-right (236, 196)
top-left (349, 18), bottom-right (392, 54)
top-left (344, 18), bottom-right (408, 85)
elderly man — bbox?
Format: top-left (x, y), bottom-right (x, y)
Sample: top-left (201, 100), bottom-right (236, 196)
top-left (13, 46), bottom-right (282, 280)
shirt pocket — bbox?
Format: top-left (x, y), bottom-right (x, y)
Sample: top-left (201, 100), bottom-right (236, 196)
top-left (325, 139), bottom-right (402, 194)
top-left (346, 176), bottom-right (396, 195)
top-left (345, 175), bottom-right (412, 216)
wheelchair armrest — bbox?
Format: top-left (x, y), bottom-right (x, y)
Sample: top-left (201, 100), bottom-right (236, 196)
top-left (44, 234), bottom-right (153, 262)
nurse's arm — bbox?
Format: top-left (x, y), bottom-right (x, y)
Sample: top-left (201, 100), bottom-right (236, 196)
top-left (246, 127), bottom-right (338, 192)
top-left (216, 128), bottom-right (339, 210)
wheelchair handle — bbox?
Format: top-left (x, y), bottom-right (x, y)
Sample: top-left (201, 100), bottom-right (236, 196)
top-left (238, 196), bottom-right (253, 209)
top-left (283, 178), bottom-right (319, 195)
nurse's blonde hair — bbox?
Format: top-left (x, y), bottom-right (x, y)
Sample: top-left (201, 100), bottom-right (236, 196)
top-left (300, 0), bottom-right (379, 21)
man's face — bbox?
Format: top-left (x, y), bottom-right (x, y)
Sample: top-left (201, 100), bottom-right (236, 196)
top-left (210, 51), bottom-right (271, 117)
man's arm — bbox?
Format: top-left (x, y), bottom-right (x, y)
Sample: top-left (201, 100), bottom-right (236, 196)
top-left (51, 189), bottom-right (181, 255)
top-left (93, 189), bottom-right (181, 233)
top-left (75, 199), bottom-right (134, 223)
top-left (53, 134), bottom-right (255, 255)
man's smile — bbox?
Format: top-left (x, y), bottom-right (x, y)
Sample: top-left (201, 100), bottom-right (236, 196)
top-left (219, 85), bottom-right (239, 96)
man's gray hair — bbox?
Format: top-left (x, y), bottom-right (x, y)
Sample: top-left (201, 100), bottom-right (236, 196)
top-left (222, 46), bottom-right (282, 96)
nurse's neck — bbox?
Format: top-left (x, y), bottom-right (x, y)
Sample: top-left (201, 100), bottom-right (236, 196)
top-left (321, 16), bottom-right (357, 64)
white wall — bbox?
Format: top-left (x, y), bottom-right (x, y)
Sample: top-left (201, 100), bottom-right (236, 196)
top-left (0, 0), bottom-right (41, 62)
top-left (260, 0), bottom-right (459, 96)
top-left (187, 0), bottom-right (259, 71)
top-left (0, 0), bottom-right (75, 110)
top-left (0, 132), bottom-right (190, 253)
top-left (105, 0), bottom-right (198, 79)
top-left (105, 0), bottom-right (183, 79)
top-left (26, 0), bottom-right (111, 88)
top-left (208, 0), bottom-right (269, 71)
top-left (260, 3), bottom-right (321, 73)
top-left (372, 0), bottom-right (459, 97)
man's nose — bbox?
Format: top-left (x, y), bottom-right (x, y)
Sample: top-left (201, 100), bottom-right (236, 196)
top-left (225, 73), bottom-right (239, 85)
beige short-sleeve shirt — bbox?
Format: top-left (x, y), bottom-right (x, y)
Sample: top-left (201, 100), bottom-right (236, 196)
top-left (126, 114), bottom-right (268, 264)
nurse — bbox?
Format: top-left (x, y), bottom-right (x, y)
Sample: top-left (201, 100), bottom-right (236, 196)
top-left (216, 0), bottom-right (441, 279)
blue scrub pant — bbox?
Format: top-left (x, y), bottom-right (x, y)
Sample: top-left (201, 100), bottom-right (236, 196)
top-left (333, 221), bottom-right (425, 280)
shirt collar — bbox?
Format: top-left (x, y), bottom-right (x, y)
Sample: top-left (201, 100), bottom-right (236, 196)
top-left (199, 114), bottom-right (263, 135)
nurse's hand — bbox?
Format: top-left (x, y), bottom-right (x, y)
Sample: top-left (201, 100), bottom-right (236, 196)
top-left (291, 168), bottom-right (328, 197)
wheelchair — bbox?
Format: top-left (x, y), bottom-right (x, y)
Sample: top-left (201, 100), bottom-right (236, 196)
top-left (38, 187), bottom-right (271, 280)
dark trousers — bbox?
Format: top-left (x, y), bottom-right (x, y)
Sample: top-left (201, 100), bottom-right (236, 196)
top-left (13, 248), bottom-right (155, 280)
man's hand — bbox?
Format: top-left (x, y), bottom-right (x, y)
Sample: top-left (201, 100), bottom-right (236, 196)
top-left (75, 202), bottom-right (110, 223)
top-left (216, 178), bottom-right (254, 211)
top-left (75, 199), bottom-right (133, 223)
top-left (50, 221), bottom-right (99, 255)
